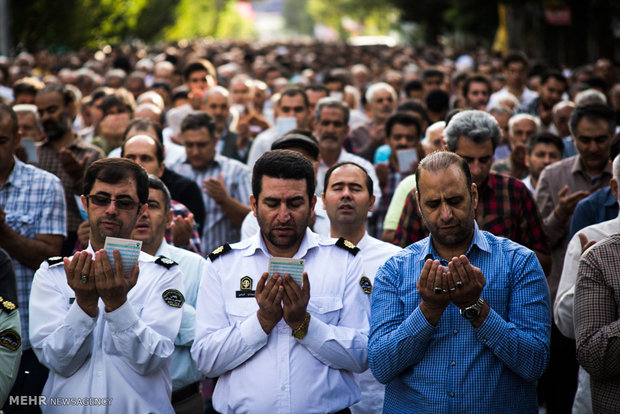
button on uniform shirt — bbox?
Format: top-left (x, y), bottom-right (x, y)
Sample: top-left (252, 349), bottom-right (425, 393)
top-left (394, 172), bottom-right (549, 257)
top-left (0, 157), bottom-right (66, 349)
top-left (154, 240), bottom-right (205, 391)
top-left (536, 155), bottom-right (612, 302)
top-left (36, 136), bottom-right (104, 234)
top-left (29, 247), bottom-right (184, 414)
top-left (191, 229), bottom-right (370, 414)
top-left (351, 233), bottom-right (401, 414)
top-left (172, 154), bottom-right (252, 254)
top-left (369, 223), bottom-right (551, 414)
top-left (574, 233), bottom-right (620, 413)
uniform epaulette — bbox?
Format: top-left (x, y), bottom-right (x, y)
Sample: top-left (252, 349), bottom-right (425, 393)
top-left (46, 256), bottom-right (64, 267)
top-left (0, 296), bottom-right (17, 314)
top-left (208, 243), bottom-right (232, 261)
top-left (155, 256), bottom-right (178, 269)
top-left (335, 238), bottom-right (360, 256)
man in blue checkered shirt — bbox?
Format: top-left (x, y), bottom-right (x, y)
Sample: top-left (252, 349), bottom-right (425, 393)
top-left (369, 151), bottom-right (551, 413)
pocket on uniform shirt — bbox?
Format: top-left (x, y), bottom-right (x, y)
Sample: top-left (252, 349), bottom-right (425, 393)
top-left (225, 301), bottom-right (258, 324)
top-left (307, 297), bottom-right (343, 324)
top-left (5, 213), bottom-right (35, 238)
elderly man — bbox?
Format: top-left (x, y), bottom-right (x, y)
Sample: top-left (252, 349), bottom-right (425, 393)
top-left (369, 151), bottom-right (550, 413)
top-left (191, 150), bottom-right (369, 413)
top-left (346, 82), bottom-right (397, 162)
top-left (29, 158), bottom-right (184, 413)
top-left (491, 113), bottom-right (539, 179)
top-left (202, 86), bottom-right (245, 162)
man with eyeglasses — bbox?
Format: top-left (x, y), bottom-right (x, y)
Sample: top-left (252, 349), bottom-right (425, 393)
top-left (29, 158), bottom-right (184, 414)
top-left (35, 84), bottom-right (104, 257)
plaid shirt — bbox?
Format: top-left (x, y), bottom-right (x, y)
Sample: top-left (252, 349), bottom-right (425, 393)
top-left (172, 154), bottom-right (251, 253)
top-left (368, 164), bottom-right (407, 238)
top-left (0, 158), bottom-right (66, 349)
top-left (394, 172), bottom-right (550, 255)
top-left (37, 136), bottom-right (104, 233)
top-left (574, 234), bottom-right (620, 413)
top-left (165, 200), bottom-right (203, 256)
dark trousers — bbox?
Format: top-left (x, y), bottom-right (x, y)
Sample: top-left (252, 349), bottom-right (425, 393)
top-left (3, 349), bottom-right (49, 413)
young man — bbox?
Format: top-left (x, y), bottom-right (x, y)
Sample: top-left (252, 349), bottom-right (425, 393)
top-left (29, 158), bottom-right (184, 413)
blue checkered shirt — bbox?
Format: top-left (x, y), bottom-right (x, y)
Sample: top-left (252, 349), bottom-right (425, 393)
top-left (172, 154), bottom-right (251, 253)
top-left (0, 158), bottom-right (66, 349)
top-left (369, 222), bottom-right (551, 413)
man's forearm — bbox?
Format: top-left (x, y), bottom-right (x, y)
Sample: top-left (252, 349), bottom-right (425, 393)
top-left (219, 197), bottom-right (251, 227)
top-left (0, 226), bottom-right (63, 270)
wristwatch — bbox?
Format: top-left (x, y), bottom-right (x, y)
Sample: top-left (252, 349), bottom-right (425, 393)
top-left (460, 297), bottom-right (485, 321)
top-left (291, 312), bottom-right (311, 340)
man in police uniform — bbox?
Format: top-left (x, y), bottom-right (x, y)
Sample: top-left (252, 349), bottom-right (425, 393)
top-left (322, 161), bottom-right (401, 414)
top-left (131, 175), bottom-right (206, 414)
top-left (191, 150), bottom-right (370, 414)
top-left (29, 158), bottom-right (184, 414)
top-left (0, 247), bottom-right (20, 407)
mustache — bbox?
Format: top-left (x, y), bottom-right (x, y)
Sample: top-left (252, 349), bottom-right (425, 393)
top-left (321, 133), bottom-right (338, 141)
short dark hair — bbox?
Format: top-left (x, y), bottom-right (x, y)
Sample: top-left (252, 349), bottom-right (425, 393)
top-left (415, 151), bottom-right (472, 198)
top-left (404, 79), bottom-right (423, 96)
top-left (462, 74), bottom-right (491, 98)
top-left (569, 103), bottom-right (616, 137)
top-left (304, 84), bottom-right (329, 96)
top-left (100, 94), bottom-right (133, 116)
top-left (527, 132), bottom-right (564, 155)
top-left (83, 158), bottom-right (149, 204)
top-left (385, 112), bottom-right (422, 139)
top-left (323, 161), bottom-right (373, 198)
top-left (252, 150), bottom-right (315, 204)
top-left (123, 117), bottom-right (163, 144)
top-left (183, 59), bottom-right (216, 82)
top-left (503, 51), bottom-right (529, 69)
top-left (37, 84), bottom-right (74, 106)
top-left (278, 87), bottom-right (309, 108)
top-left (147, 174), bottom-right (171, 213)
top-left (180, 112), bottom-right (216, 140)
top-left (425, 89), bottom-right (450, 113)
top-left (541, 70), bottom-right (567, 88)
top-left (422, 69), bottom-right (444, 82)
top-left (0, 104), bottom-right (18, 138)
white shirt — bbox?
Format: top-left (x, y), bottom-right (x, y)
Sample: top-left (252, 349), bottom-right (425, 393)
top-left (191, 229), bottom-right (370, 414)
top-left (351, 233), bottom-right (401, 414)
top-left (29, 248), bottom-right (184, 414)
top-left (316, 150), bottom-right (382, 211)
top-left (155, 241), bottom-right (206, 391)
top-left (246, 126), bottom-right (279, 170)
top-left (521, 175), bottom-right (535, 196)
top-left (240, 197), bottom-right (331, 240)
top-left (488, 86), bottom-right (538, 108)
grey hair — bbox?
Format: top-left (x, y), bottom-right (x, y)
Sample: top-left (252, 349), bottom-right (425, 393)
top-left (613, 154), bottom-right (620, 183)
top-left (444, 110), bottom-right (501, 151)
top-left (203, 85), bottom-right (231, 104)
top-left (365, 82), bottom-right (397, 103)
top-left (508, 114), bottom-right (540, 136)
top-left (574, 89), bottom-right (607, 106)
top-left (315, 97), bottom-right (350, 125)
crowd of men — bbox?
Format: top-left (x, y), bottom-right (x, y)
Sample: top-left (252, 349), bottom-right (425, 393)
top-left (0, 41), bottom-right (619, 413)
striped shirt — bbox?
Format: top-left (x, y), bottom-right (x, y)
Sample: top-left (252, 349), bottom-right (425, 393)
top-left (369, 223), bottom-right (551, 413)
top-left (0, 157), bottom-right (66, 349)
top-left (574, 233), bottom-right (620, 412)
top-left (172, 154), bottom-right (251, 253)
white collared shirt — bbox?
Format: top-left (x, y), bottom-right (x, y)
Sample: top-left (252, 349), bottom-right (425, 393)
top-left (191, 229), bottom-right (369, 414)
top-left (29, 247), bottom-right (184, 414)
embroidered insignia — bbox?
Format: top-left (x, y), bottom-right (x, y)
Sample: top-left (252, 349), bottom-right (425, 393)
top-left (240, 276), bottom-right (253, 290)
top-left (335, 238), bottom-right (360, 256)
top-left (208, 244), bottom-right (232, 261)
top-left (162, 289), bottom-right (185, 308)
top-left (46, 256), bottom-right (64, 267)
top-left (360, 276), bottom-right (372, 295)
top-left (0, 329), bottom-right (21, 351)
top-left (236, 276), bottom-right (256, 298)
top-left (155, 256), bottom-right (178, 269)
top-left (2, 301), bottom-right (16, 311)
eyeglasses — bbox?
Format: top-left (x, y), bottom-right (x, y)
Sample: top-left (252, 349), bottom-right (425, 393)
top-left (85, 194), bottom-right (140, 210)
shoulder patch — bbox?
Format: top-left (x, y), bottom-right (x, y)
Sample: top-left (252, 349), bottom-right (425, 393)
top-left (0, 329), bottom-right (21, 351)
top-left (46, 256), bottom-right (64, 267)
top-left (359, 276), bottom-right (372, 295)
top-left (155, 256), bottom-right (178, 269)
top-left (162, 289), bottom-right (185, 308)
top-left (336, 238), bottom-right (360, 256)
top-left (208, 243), bottom-right (232, 261)
top-left (1, 300), bottom-right (17, 313)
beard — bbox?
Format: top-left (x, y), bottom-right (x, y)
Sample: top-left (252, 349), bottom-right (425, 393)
top-left (43, 118), bottom-right (69, 141)
top-left (421, 206), bottom-right (476, 249)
